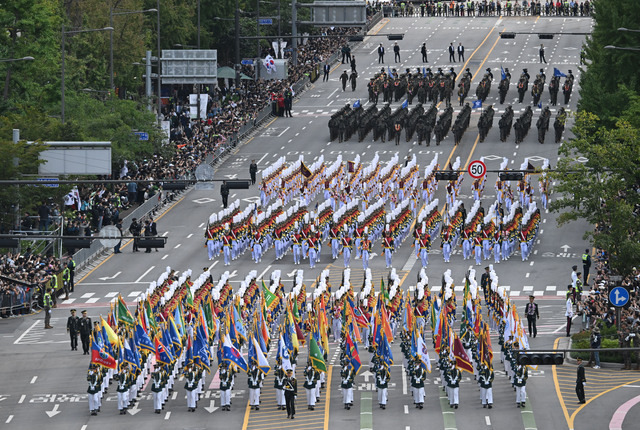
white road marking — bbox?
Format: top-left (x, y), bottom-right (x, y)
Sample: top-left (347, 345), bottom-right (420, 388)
top-left (198, 223), bottom-right (205, 228)
top-left (208, 260), bottom-right (219, 272)
top-left (19, 395), bottom-right (25, 404)
top-left (404, 405), bottom-right (409, 414)
top-left (257, 265), bottom-right (272, 281)
top-left (162, 231), bottom-right (168, 237)
top-left (174, 244), bottom-right (181, 249)
top-left (81, 293), bottom-right (94, 298)
top-left (187, 233), bottom-right (193, 238)
top-left (135, 266), bottom-right (156, 283)
top-left (485, 416), bottom-right (491, 426)
top-left (162, 255), bottom-right (168, 260)
top-left (165, 411), bottom-right (171, 420)
top-left (86, 298), bottom-right (99, 304)
top-left (31, 376), bottom-right (37, 384)
top-left (6, 416), bottom-right (13, 424)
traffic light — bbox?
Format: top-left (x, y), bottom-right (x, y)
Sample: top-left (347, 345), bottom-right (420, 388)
top-left (499, 171), bottom-right (524, 181)
top-left (501, 32), bottom-right (516, 39)
top-left (226, 180), bottom-right (250, 190)
top-left (63, 238), bottom-right (93, 249)
top-left (387, 34), bottom-right (404, 41)
top-left (538, 34), bottom-right (554, 40)
top-left (136, 238), bottom-right (166, 249)
top-left (0, 238), bottom-right (19, 248)
top-left (349, 35), bottom-right (364, 42)
top-left (435, 171), bottom-right (460, 181)
top-left (162, 182), bottom-right (188, 191)
top-left (517, 352), bottom-right (564, 366)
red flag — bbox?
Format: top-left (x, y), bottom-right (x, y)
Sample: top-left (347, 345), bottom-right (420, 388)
top-left (453, 336), bottom-right (474, 374)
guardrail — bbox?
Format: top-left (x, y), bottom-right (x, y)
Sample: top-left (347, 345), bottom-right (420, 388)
top-left (0, 288), bottom-right (37, 318)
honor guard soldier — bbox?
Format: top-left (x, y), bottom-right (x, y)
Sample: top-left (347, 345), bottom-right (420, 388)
top-left (284, 368), bottom-right (298, 419)
top-left (79, 310), bottom-right (92, 354)
top-left (361, 232), bottom-right (372, 271)
top-left (116, 363), bottom-right (130, 414)
top-left (478, 363), bottom-right (494, 408)
top-left (419, 227), bottom-right (431, 268)
top-left (307, 228), bottom-right (318, 269)
top-left (87, 364), bottom-right (100, 415)
top-left (184, 364), bottom-right (198, 412)
top-left (67, 309), bottom-right (80, 351)
top-left (382, 229), bottom-right (394, 268)
top-left (151, 370), bottom-right (163, 413)
top-left (303, 361), bottom-right (317, 410)
top-left (219, 362), bottom-right (233, 411)
top-left (274, 358), bottom-right (286, 410)
top-left (474, 226), bottom-right (483, 265)
top-left (376, 364), bottom-right (390, 409)
top-left (222, 224), bottom-right (232, 266)
top-left (514, 363), bottom-right (528, 407)
top-left (411, 357), bottom-right (426, 409)
top-left (248, 363), bottom-right (263, 410)
top-left (447, 360), bottom-right (461, 408)
top-left (341, 362), bottom-right (355, 409)
top-left (342, 229), bottom-right (352, 268)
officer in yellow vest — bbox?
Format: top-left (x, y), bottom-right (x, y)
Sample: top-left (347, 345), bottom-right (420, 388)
top-left (62, 266), bottom-right (71, 300)
top-left (43, 286), bottom-right (54, 329)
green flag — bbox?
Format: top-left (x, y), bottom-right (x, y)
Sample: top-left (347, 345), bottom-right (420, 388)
top-left (309, 337), bottom-right (327, 373)
top-left (117, 295), bottom-right (135, 326)
top-left (262, 280), bottom-right (277, 308)
top-left (381, 277), bottom-right (390, 303)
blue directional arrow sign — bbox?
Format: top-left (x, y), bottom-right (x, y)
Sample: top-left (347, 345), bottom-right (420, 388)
top-left (609, 286), bottom-right (630, 308)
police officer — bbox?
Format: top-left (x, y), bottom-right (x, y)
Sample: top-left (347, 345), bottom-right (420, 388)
top-left (67, 309), bottom-right (79, 351)
top-left (43, 286), bottom-right (54, 329)
top-left (323, 62), bottom-right (330, 82)
top-left (582, 249), bottom-right (591, 285)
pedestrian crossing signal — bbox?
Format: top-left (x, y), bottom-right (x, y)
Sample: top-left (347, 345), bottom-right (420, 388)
top-left (517, 352), bottom-right (564, 366)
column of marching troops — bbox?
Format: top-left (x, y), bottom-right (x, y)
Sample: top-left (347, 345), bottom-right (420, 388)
top-left (84, 257), bottom-right (537, 415)
top-left (205, 153), bottom-right (548, 271)
top-left (329, 66), bottom-right (572, 146)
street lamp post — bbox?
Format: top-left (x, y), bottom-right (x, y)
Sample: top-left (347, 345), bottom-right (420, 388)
top-left (604, 45), bottom-right (640, 52)
top-left (61, 25), bottom-right (113, 124)
top-left (0, 56), bottom-right (35, 63)
top-left (109, 7), bottom-right (157, 94)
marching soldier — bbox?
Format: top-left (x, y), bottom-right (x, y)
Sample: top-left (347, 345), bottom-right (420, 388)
top-left (151, 370), bottom-right (163, 413)
top-left (478, 363), bottom-right (494, 408)
top-left (474, 226), bottom-right (483, 266)
top-left (394, 120), bottom-right (403, 146)
top-left (382, 229), bottom-right (394, 269)
top-left (376, 364), bottom-right (390, 409)
top-left (342, 229), bottom-right (352, 268)
top-left (274, 358), bottom-right (286, 410)
top-left (304, 361), bottom-right (317, 410)
top-left (67, 309), bottom-right (79, 351)
top-left (361, 232), bottom-right (372, 271)
top-left (219, 362), bottom-right (233, 411)
top-left (514, 363), bottom-right (528, 407)
top-left (411, 357), bottom-right (426, 409)
top-left (284, 368), bottom-right (298, 419)
top-left (340, 70), bottom-right (349, 92)
top-left (87, 364), bottom-right (100, 416)
top-left (447, 360), bottom-right (461, 408)
top-left (222, 224), bottom-right (232, 266)
top-left (341, 362), bottom-right (354, 409)
top-left (79, 310), bottom-right (92, 355)
top-left (248, 363), bottom-right (263, 410)
top-left (350, 70), bottom-right (358, 91)
top-left (116, 363), bottom-right (130, 414)
top-left (419, 228), bottom-right (431, 268)
top-left (184, 364), bottom-right (198, 412)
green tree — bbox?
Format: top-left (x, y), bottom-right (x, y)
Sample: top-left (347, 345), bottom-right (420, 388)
top-left (578, 0), bottom-right (640, 126)
top-left (551, 110), bottom-right (640, 275)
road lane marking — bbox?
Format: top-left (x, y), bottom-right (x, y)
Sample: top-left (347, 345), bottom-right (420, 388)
top-left (135, 266), bottom-right (156, 283)
top-left (31, 376), bottom-right (37, 384)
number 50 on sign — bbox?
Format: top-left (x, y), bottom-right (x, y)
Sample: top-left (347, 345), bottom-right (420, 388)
top-left (468, 160), bottom-right (487, 179)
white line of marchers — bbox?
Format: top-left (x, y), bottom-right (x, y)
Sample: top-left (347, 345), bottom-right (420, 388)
top-left (135, 266), bottom-right (156, 284)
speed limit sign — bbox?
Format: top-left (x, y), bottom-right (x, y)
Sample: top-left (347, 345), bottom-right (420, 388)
top-left (468, 160), bottom-right (487, 179)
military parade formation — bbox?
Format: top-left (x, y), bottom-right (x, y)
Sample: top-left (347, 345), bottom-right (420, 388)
top-left (328, 66), bottom-right (573, 146)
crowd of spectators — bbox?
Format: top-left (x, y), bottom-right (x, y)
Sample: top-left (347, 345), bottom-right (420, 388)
top-left (377, 0), bottom-right (591, 17)
top-left (0, 251), bottom-right (62, 318)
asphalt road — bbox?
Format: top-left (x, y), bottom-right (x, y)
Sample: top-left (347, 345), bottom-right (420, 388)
top-left (3, 14), bottom-right (637, 430)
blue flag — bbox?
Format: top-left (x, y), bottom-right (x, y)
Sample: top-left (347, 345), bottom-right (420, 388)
top-left (353, 99), bottom-right (361, 108)
top-left (538, 102), bottom-right (542, 109)
top-left (401, 99), bottom-right (408, 109)
top-left (223, 334), bottom-right (248, 373)
top-left (422, 67), bottom-right (427, 77)
top-left (135, 322), bottom-right (155, 352)
top-left (553, 68), bottom-right (567, 78)
top-left (388, 66), bottom-right (393, 78)
top-left (472, 99), bottom-right (482, 109)
top-left (501, 66), bottom-right (506, 81)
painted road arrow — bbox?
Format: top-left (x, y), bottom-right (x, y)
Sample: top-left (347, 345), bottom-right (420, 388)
top-left (46, 404), bottom-right (61, 417)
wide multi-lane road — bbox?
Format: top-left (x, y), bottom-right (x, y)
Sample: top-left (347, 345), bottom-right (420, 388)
top-left (5, 14), bottom-right (635, 430)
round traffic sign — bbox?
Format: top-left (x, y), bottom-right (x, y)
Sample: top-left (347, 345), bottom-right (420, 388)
top-left (468, 160), bottom-right (487, 179)
top-left (609, 286), bottom-right (630, 308)
top-left (98, 225), bottom-right (122, 248)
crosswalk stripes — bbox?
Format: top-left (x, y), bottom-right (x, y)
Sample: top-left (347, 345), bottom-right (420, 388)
top-left (14, 318), bottom-right (68, 345)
